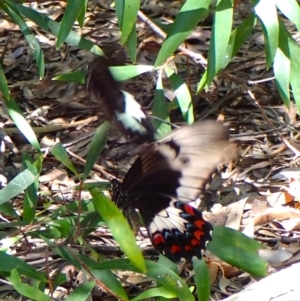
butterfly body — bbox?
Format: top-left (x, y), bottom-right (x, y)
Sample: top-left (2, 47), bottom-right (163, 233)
top-left (110, 120), bottom-right (231, 262)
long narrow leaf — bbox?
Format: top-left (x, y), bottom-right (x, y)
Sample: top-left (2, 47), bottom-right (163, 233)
top-left (8, 269), bottom-right (50, 301)
top-left (254, 0), bottom-right (279, 67)
top-left (0, 252), bottom-right (47, 281)
top-left (90, 189), bottom-right (146, 273)
top-left (0, 63), bottom-right (10, 100)
top-left (56, 0), bottom-right (87, 48)
top-left (83, 122), bottom-right (110, 181)
top-left (5, 97), bottom-right (40, 151)
top-left (165, 67), bottom-right (194, 124)
top-left (208, 226), bottom-right (268, 277)
top-left (16, 4), bottom-right (103, 55)
top-left (4, 0), bottom-right (44, 78)
top-left (51, 143), bottom-right (79, 177)
top-left (206, 0), bottom-right (233, 87)
top-left (115, 0), bottom-right (139, 44)
top-left (155, 0), bottom-right (210, 67)
top-left (152, 70), bottom-right (171, 137)
top-left (0, 165), bottom-right (39, 206)
top-left (275, 0), bottom-right (300, 32)
top-left (193, 259), bottom-right (210, 301)
top-left (64, 281), bottom-right (95, 301)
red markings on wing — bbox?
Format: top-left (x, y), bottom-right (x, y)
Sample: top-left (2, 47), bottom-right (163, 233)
top-left (194, 229), bottom-right (205, 240)
top-left (195, 219), bottom-right (205, 228)
top-left (152, 232), bottom-right (165, 246)
top-left (170, 244), bottom-right (181, 254)
top-left (183, 204), bottom-right (195, 216)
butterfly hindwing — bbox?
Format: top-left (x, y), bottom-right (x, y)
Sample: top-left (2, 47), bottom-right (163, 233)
top-left (148, 199), bottom-right (213, 262)
top-left (86, 56), bottom-right (156, 142)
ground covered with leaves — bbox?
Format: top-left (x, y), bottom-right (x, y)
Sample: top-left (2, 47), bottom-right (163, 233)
top-left (0, 1), bottom-right (300, 300)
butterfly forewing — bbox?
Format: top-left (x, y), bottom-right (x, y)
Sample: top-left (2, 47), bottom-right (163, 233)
top-left (86, 56), bottom-right (156, 142)
top-left (111, 120), bottom-right (231, 262)
top-left (121, 120), bottom-right (230, 202)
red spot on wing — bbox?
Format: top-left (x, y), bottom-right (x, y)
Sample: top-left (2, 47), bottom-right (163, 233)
top-left (170, 244), bottom-right (181, 254)
top-left (195, 219), bottom-right (205, 228)
top-left (183, 204), bottom-right (196, 216)
top-left (152, 232), bottom-right (165, 246)
top-left (184, 245), bottom-right (192, 252)
top-left (191, 239), bottom-right (200, 246)
top-left (194, 229), bottom-right (205, 240)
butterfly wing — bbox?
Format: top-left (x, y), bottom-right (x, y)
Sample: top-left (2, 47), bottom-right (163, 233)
top-left (122, 120), bottom-right (230, 202)
top-left (112, 120), bottom-right (231, 261)
top-left (147, 199), bottom-right (213, 262)
top-left (86, 56), bottom-right (156, 142)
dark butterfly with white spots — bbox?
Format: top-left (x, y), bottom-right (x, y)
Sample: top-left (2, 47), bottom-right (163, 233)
top-left (86, 56), bottom-right (156, 142)
top-left (110, 120), bottom-right (231, 262)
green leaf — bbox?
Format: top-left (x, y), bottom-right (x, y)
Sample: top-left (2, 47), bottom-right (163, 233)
top-left (31, 227), bottom-right (64, 239)
top-left (131, 287), bottom-right (176, 301)
top-left (22, 154), bottom-right (40, 221)
top-left (16, 4), bottom-right (103, 55)
top-left (53, 273), bottom-right (68, 291)
top-left (90, 189), bottom-right (146, 272)
top-left (223, 13), bottom-right (256, 68)
top-left (8, 269), bottom-right (50, 301)
top-left (0, 63), bottom-right (10, 100)
top-left (0, 203), bottom-right (18, 218)
top-left (165, 67), bottom-right (194, 124)
top-left (276, 18), bottom-right (300, 111)
top-left (78, 254), bottom-right (129, 300)
top-left (4, 0), bottom-right (44, 78)
top-left (65, 281), bottom-right (95, 301)
top-left (83, 122), bottom-right (110, 181)
top-left (152, 71), bottom-right (171, 137)
top-left (0, 252), bottom-right (47, 281)
top-left (85, 258), bottom-right (194, 301)
top-left (274, 48), bottom-right (290, 108)
top-left (81, 181), bottom-right (109, 191)
top-left (275, 0), bottom-right (300, 32)
top-left (5, 97), bottom-right (40, 151)
top-left (110, 65), bottom-right (154, 81)
top-left (115, 0), bottom-right (140, 44)
top-left (91, 269), bottom-right (128, 300)
top-left (193, 258), bottom-right (210, 301)
top-left (56, 0), bottom-right (88, 48)
top-left (53, 246), bottom-right (81, 269)
top-left (145, 260), bottom-right (194, 301)
top-left (206, 0), bottom-right (233, 87)
top-left (289, 41), bottom-right (300, 112)
top-left (0, 165), bottom-right (39, 206)
top-left (254, 0), bottom-right (279, 68)
top-left (155, 0), bottom-right (210, 66)
top-left (53, 70), bottom-right (86, 84)
top-left (77, 0), bottom-right (88, 28)
top-left (126, 23), bottom-right (137, 62)
top-left (157, 255), bottom-right (178, 274)
top-left (51, 143), bottom-right (79, 177)
top-left (208, 226), bottom-right (268, 277)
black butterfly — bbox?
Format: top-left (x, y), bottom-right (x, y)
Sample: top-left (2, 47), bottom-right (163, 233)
top-left (110, 120), bottom-right (231, 262)
top-left (86, 56), bottom-right (156, 142)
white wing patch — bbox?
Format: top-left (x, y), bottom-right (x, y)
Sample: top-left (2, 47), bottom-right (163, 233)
top-left (115, 91), bottom-right (148, 134)
top-left (149, 202), bottom-right (187, 235)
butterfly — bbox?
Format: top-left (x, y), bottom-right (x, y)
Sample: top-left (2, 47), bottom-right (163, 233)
top-left (110, 120), bottom-right (231, 262)
top-left (86, 56), bottom-right (156, 142)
